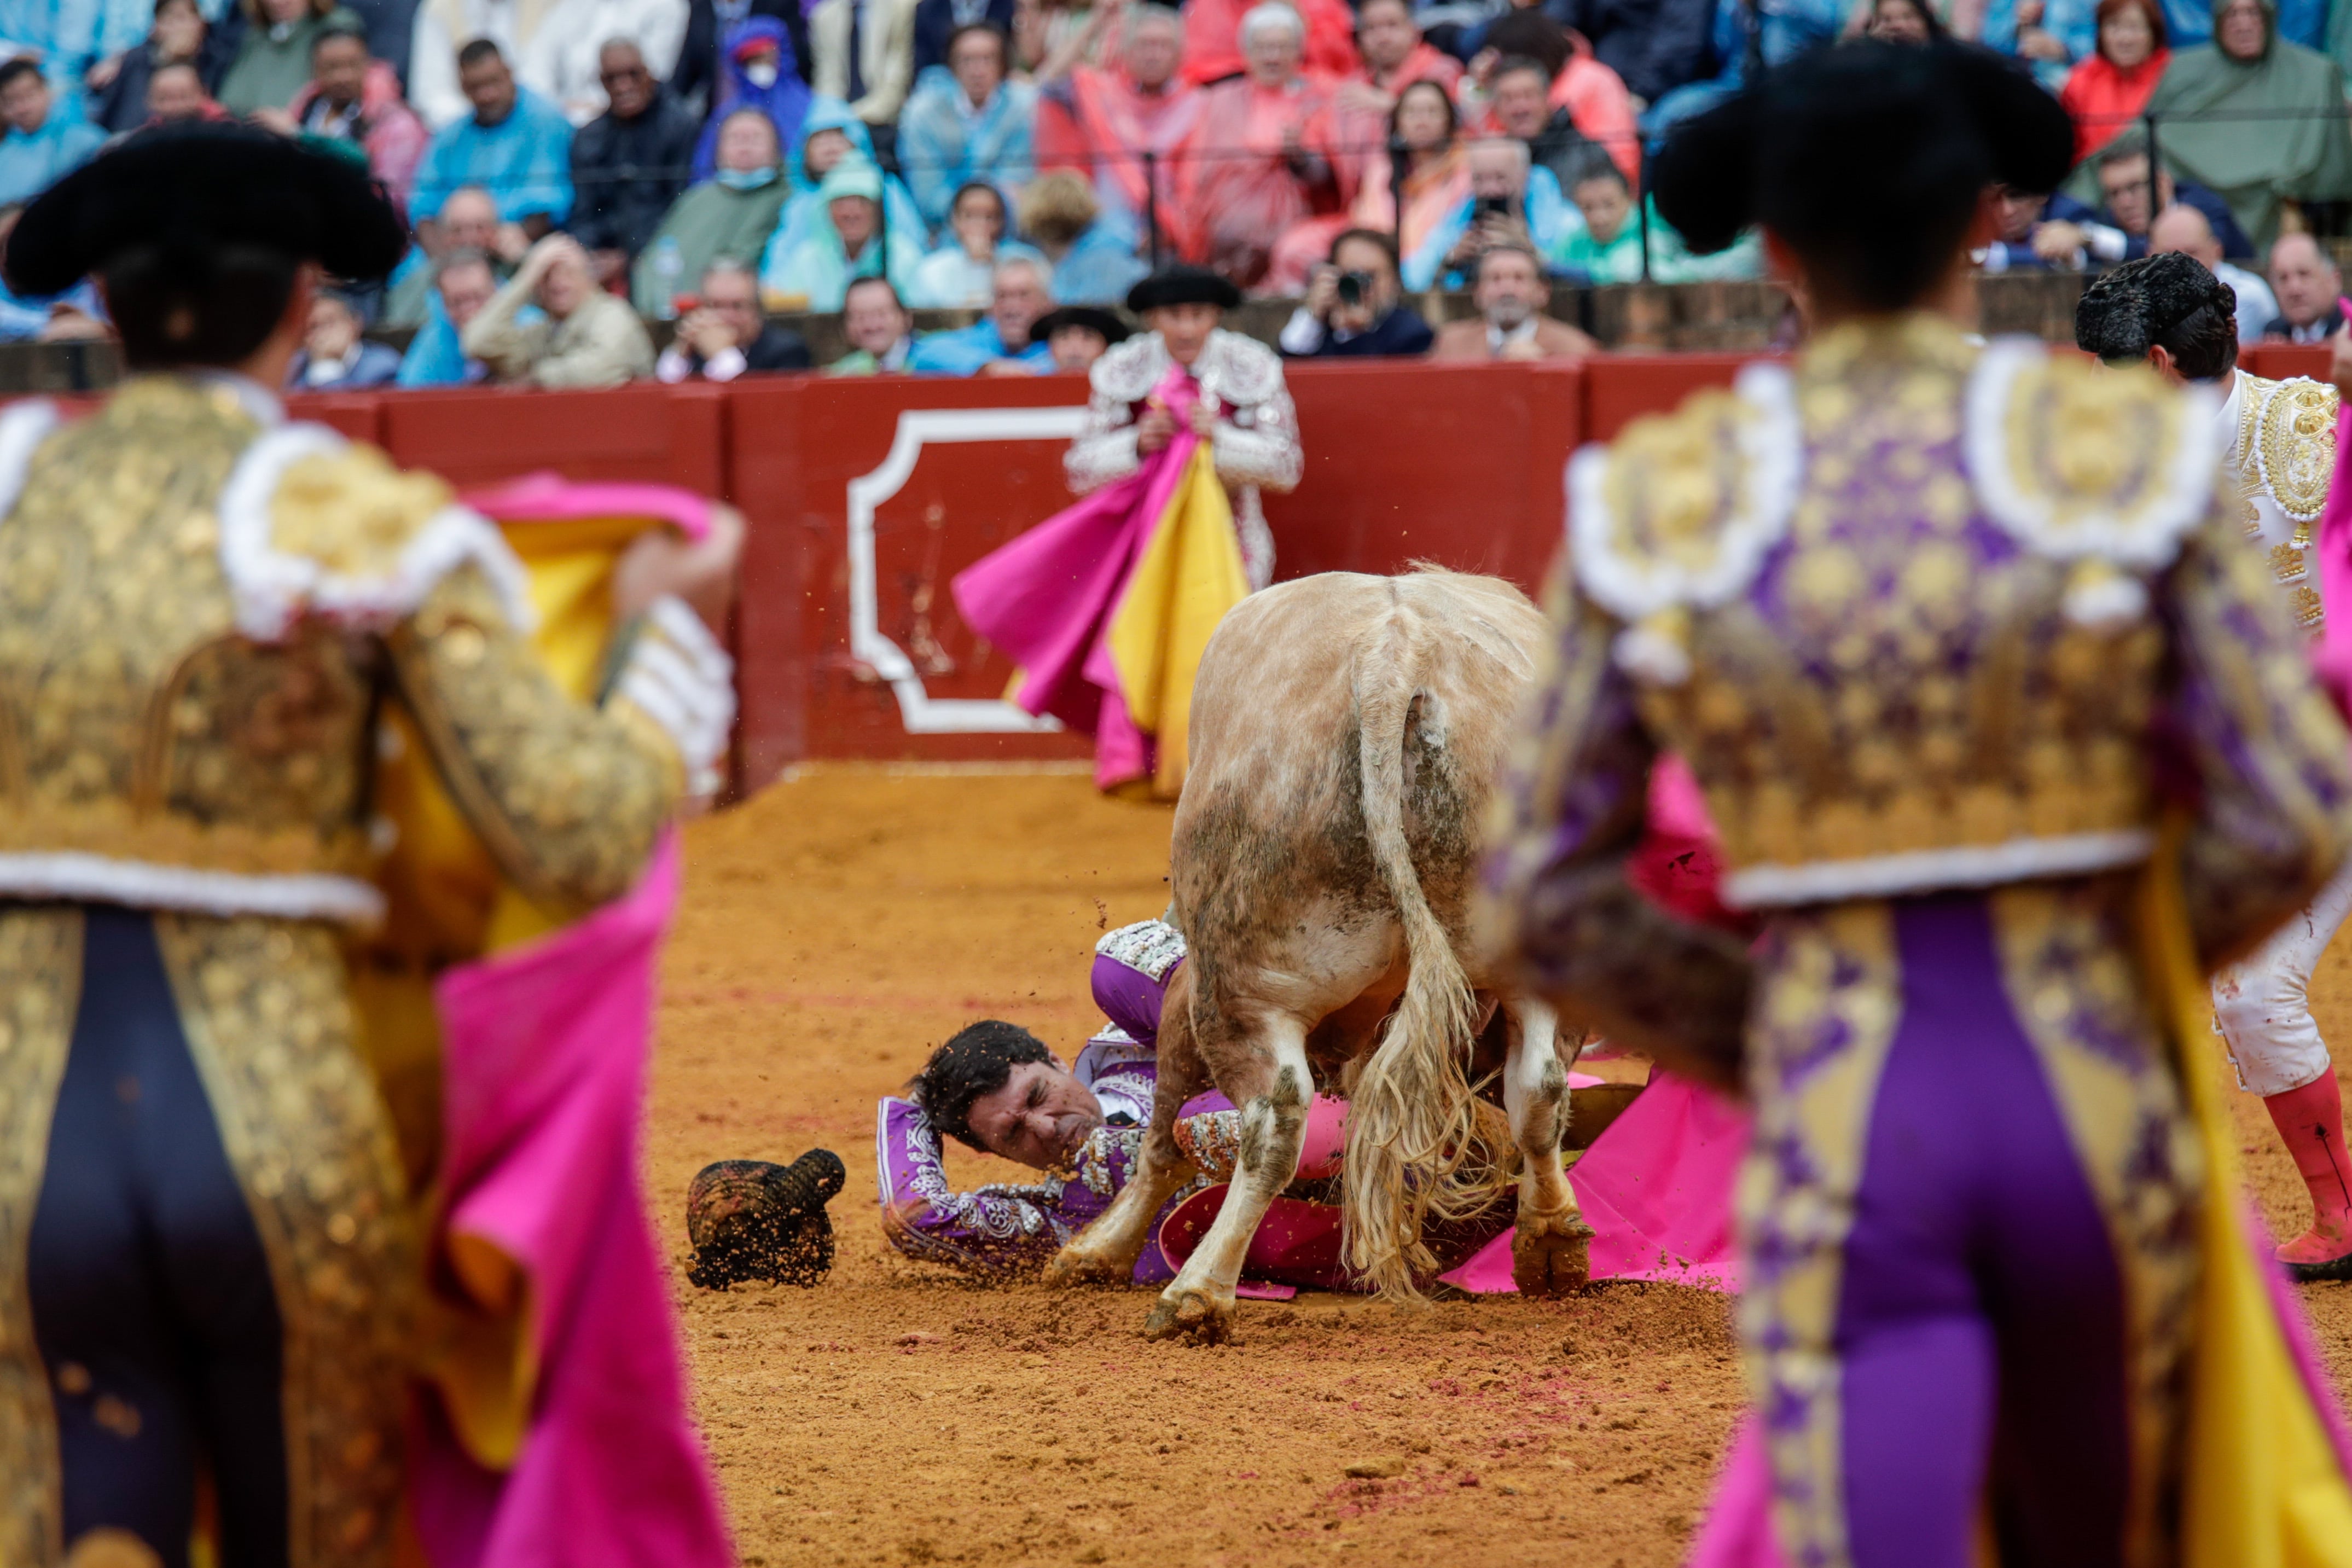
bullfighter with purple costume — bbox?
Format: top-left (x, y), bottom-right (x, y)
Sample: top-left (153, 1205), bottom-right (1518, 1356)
top-left (876, 920), bottom-right (1253, 1280)
top-left (1482, 306), bottom-right (2352, 1564)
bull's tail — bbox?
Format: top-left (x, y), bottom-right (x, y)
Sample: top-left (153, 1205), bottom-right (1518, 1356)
top-left (1340, 599), bottom-right (1491, 1301)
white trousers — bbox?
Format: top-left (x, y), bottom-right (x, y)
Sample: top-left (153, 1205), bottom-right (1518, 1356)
top-left (2213, 857), bottom-right (2352, 1097)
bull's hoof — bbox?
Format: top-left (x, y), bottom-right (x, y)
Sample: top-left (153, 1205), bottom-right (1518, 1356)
top-left (1511, 1204), bottom-right (1596, 1298)
top-left (1042, 1244), bottom-right (1133, 1288)
top-left (1142, 1284), bottom-right (1235, 1344)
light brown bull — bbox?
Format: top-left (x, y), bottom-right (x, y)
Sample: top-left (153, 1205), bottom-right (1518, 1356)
top-left (1043, 568), bottom-right (1591, 1341)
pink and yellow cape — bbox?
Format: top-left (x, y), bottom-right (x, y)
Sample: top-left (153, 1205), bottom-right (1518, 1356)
top-left (952, 364), bottom-right (1249, 795)
top-left (360, 474), bottom-right (731, 1568)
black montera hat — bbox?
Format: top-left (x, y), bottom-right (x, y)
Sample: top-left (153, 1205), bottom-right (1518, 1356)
top-left (1125, 264), bottom-right (1240, 313)
top-left (1032, 305), bottom-right (1132, 345)
top-left (5, 121), bottom-right (408, 297)
top-left (2075, 252), bottom-right (2238, 362)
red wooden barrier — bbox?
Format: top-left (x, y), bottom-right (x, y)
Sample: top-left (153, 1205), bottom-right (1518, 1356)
top-left (1581, 352), bottom-right (1761, 442)
top-left (723, 359), bottom-right (1588, 781)
top-left (2244, 344), bottom-right (2333, 383)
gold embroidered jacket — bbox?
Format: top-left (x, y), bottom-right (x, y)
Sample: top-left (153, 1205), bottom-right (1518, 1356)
top-left (2220, 370), bottom-right (2338, 636)
top-left (0, 375), bottom-right (690, 1568)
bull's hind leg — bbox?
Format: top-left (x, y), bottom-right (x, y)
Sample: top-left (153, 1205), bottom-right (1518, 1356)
top-left (1044, 1045), bottom-right (1206, 1287)
top-left (1143, 1017), bottom-right (1310, 1344)
top-left (1506, 997), bottom-right (1594, 1297)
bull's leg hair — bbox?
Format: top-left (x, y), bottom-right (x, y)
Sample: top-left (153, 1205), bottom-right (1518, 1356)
top-left (1504, 997), bottom-right (1594, 1297)
top-left (1142, 1018), bottom-right (1310, 1344)
top-left (1043, 1046), bottom-right (1207, 1287)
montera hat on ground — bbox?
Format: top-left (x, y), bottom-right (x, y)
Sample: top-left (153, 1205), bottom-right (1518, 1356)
top-left (2075, 251), bottom-right (2238, 362)
top-left (4, 121), bottom-right (408, 298)
top-left (1126, 264), bottom-right (1241, 313)
top-left (1032, 305), bottom-right (1132, 345)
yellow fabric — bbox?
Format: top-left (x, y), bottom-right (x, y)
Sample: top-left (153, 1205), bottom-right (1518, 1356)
top-left (1104, 443), bottom-right (1250, 797)
top-left (2136, 821), bottom-right (2352, 1567)
top-left (362, 509), bottom-right (670, 1476)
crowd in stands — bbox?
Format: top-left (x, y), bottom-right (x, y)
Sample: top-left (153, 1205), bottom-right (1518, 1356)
top-left (0, 0), bottom-right (2347, 381)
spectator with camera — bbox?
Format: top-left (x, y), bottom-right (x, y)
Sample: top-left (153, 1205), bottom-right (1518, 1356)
top-left (1431, 241), bottom-right (1597, 361)
top-left (1404, 135), bottom-right (1568, 293)
top-left (1278, 228), bottom-right (1435, 358)
top-left (657, 258), bottom-right (815, 382)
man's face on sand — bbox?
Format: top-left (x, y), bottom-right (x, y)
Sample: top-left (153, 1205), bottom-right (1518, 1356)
top-left (966, 1060), bottom-right (1103, 1169)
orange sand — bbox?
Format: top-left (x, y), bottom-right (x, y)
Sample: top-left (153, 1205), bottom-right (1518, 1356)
top-left (651, 768), bottom-right (2352, 1566)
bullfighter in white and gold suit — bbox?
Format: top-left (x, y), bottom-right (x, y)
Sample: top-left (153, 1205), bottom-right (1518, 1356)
top-left (2079, 251), bottom-right (2352, 1280)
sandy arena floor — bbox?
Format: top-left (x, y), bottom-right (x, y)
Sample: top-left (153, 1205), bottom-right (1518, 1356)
top-left (650, 768), bottom-right (2352, 1567)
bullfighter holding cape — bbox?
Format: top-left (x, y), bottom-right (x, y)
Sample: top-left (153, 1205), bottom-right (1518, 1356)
top-left (1482, 40), bottom-right (2352, 1568)
top-left (953, 265), bottom-right (1300, 797)
top-left (0, 124), bottom-right (737, 1567)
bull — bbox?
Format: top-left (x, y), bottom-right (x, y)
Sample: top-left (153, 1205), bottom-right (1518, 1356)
top-left (1043, 568), bottom-right (1590, 1341)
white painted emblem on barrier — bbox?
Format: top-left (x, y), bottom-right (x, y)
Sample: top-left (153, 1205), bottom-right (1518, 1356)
top-left (847, 405), bottom-right (1090, 733)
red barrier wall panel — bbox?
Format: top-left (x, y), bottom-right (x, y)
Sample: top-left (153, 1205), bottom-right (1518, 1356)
top-left (375, 381), bottom-right (729, 495)
top-left (284, 392), bottom-right (384, 443)
top-left (732, 373), bottom-right (1102, 774)
top-left (2245, 344), bottom-right (2334, 382)
top-left (725, 362), bottom-right (1589, 782)
top-left (1271, 359), bottom-right (1582, 590)
top-left (1581, 353), bottom-right (1762, 442)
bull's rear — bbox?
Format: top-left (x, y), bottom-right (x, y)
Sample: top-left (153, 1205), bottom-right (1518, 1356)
top-left (1045, 569), bottom-right (1587, 1340)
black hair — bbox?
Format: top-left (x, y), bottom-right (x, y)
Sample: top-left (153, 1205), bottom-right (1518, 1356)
top-left (944, 20), bottom-right (1007, 61)
top-left (907, 1020), bottom-right (1054, 1151)
top-left (1869, 0), bottom-right (1951, 40)
top-left (2075, 249), bottom-right (2239, 377)
top-left (1489, 52), bottom-right (1553, 86)
top-left (104, 242), bottom-right (299, 368)
top-left (455, 37), bottom-right (505, 71)
top-left (950, 179), bottom-right (1004, 217)
top-left (843, 273), bottom-right (904, 310)
top-left (1481, 11), bottom-right (1569, 79)
top-left (1329, 225), bottom-right (1399, 275)
top-left (156, 0), bottom-right (200, 15)
top-left (1389, 76), bottom-right (1457, 142)
top-left (1569, 151), bottom-right (1630, 194)
top-left (1652, 41), bottom-right (2072, 313)
top-left (0, 58), bottom-right (44, 94)
top-left (311, 16), bottom-right (368, 52)
top-left (2095, 127), bottom-right (2153, 170)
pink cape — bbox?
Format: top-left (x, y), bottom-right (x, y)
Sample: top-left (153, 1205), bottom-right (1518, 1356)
top-left (950, 365), bottom-right (1201, 787)
top-left (458, 472), bottom-right (715, 538)
top-left (2313, 397), bottom-right (2352, 714)
top-left (408, 834), bottom-right (732, 1568)
top-left (1435, 1070), bottom-right (1746, 1294)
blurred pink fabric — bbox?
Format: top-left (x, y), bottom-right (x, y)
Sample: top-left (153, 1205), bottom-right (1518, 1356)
top-left (408, 833), bottom-right (732, 1568)
top-left (1434, 1068), bottom-right (1745, 1294)
top-left (457, 472), bottom-right (714, 538)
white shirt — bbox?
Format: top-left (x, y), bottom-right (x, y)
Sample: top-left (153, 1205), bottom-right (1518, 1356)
top-left (1486, 316), bottom-right (1539, 355)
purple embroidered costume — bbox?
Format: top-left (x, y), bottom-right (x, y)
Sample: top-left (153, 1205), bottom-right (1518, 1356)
top-left (876, 920), bottom-right (1246, 1280)
top-left (1482, 317), bottom-right (2352, 1566)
